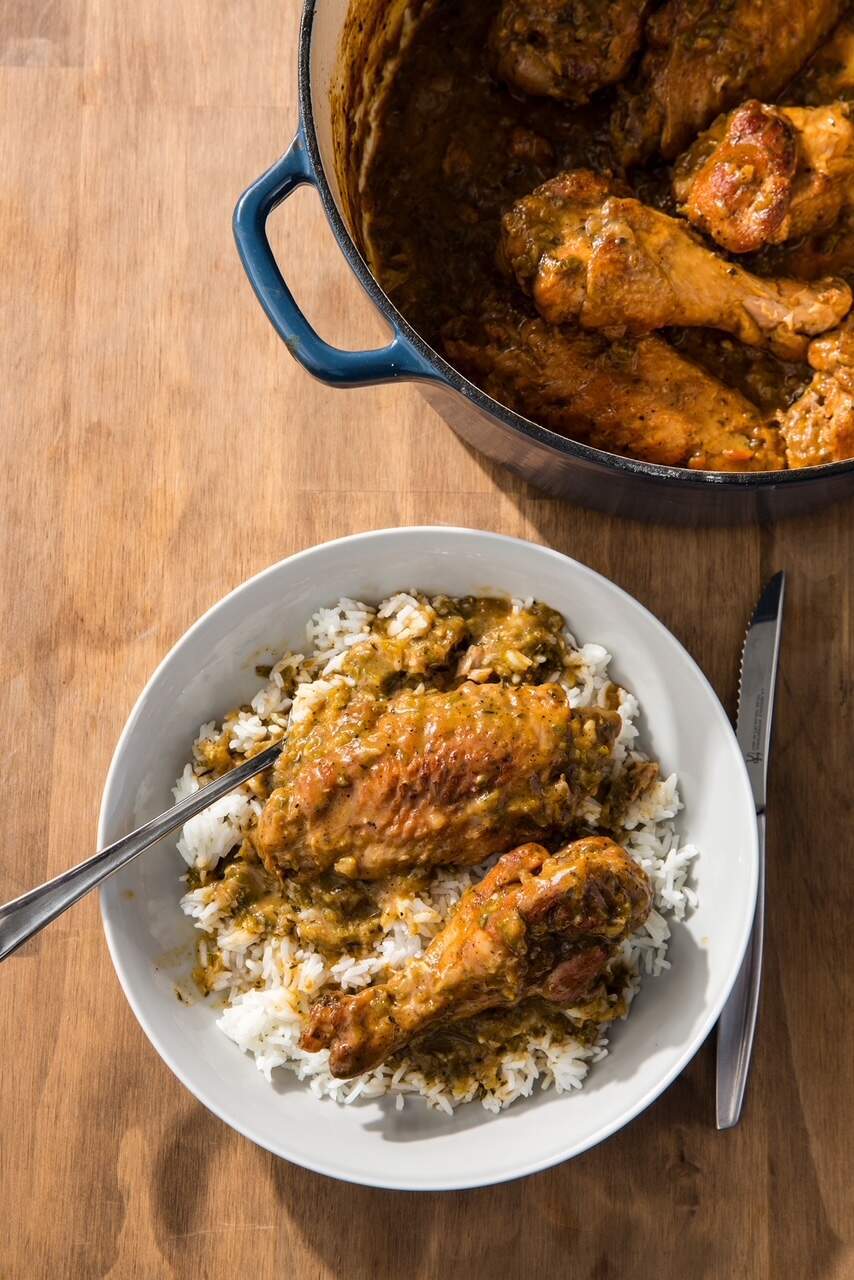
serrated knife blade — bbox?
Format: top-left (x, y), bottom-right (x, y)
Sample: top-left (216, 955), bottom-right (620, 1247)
top-left (716, 571), bottom-right (785, 1131)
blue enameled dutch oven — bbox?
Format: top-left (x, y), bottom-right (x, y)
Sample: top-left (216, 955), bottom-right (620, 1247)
top-left (233, 0), bottom-right (854, 524)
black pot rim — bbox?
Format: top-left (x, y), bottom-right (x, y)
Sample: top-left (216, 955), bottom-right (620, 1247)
top-left (297, 0), bottom-right (854, 494)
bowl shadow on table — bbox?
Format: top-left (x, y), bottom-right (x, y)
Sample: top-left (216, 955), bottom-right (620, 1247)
top-left (260, 910), bottom-right (841, 1276)
top-left (152, 1102), bottom-right (226, 1241)
top-left (265, 980), bottom-right (842, 1280)
top-left (146, 909), bottom-right (844, 1280)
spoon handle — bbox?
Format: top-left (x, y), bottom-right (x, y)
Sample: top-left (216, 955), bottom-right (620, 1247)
top-left (0, 741), bottom-right (282, 963)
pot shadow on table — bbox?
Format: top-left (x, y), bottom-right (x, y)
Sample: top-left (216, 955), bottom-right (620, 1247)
top-left (444, 428), bottom-right (854, 545)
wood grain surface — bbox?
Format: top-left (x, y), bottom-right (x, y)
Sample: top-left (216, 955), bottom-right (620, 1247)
top-left (0, 3), bottom-right (852, 1277)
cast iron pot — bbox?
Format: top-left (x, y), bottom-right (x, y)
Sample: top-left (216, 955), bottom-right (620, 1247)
top-left (233, 0), bottom-right (854, 524)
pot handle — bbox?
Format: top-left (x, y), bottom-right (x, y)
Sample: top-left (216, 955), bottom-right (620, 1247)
top-left (233, 135), bottom-right (435, 387)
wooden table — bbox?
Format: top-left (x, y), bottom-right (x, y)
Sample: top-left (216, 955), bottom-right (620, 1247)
top-left (1, 3), bottom-right (852, 1276)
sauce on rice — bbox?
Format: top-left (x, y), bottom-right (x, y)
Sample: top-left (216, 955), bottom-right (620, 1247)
top-left (178, 593), bottom-right (697, 1112)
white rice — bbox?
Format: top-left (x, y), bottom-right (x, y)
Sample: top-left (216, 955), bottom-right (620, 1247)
top-left (177, 594), bottom-right (699, 1114)
top-left (176, 790), bottom-right (261, 871)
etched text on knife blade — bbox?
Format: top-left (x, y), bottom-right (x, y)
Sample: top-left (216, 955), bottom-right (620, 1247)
top-left (746, 686), bottom-right (766, 764)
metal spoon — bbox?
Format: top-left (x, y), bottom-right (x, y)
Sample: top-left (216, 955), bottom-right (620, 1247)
top-left (0, 741), bottom-right (282, 963)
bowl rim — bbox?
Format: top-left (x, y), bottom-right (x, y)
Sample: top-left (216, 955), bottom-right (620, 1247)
top-left (99, 527), bottom-right (759, 1189)
top-left (297, 0), bottom-right (854, 492)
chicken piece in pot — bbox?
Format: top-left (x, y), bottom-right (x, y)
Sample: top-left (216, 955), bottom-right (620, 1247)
top-left (443, 300), bottom-right (785, 471)
top-left (490, 0), bottom-right (649, 103)
top-left (501, 170), bottom-right (852, 359)
top-left (611, 0), bottom-right (846, 166)
top-left (778, 318), bottom-right (854, 466)
top-left (753, 202), bottom-right (854, 285)
top-left (786, 11), bottom-right (854, 106)
top-left (674, 100), bottom-right (854, 254)
top-left (300, 837), bottom-right (653, 1077)
top-left (256, 682), bottom-right (621, 881)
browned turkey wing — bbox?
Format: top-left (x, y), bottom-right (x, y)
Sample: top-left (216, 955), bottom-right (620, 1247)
top-left (257, 681), bottom-right (620, 881)
top-left (612, 0), bottom-right (846, 166)
top-left (443, 300), bottom-right (785, 471)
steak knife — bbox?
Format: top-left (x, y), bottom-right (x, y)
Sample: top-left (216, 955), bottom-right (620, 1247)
top-left (716, 571), bottom-right (786, 1130)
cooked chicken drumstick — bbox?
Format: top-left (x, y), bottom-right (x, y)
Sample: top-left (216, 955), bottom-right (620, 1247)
top-left (300, 838), bottom-right (653, 1077)
top-left (257, 682), bottom-right (620, 881)
top-left (778, 318), bottom-right (854, 466)
top-left (501, 170), bottom-right (852, 359)
top-left (443, 300), bottom-right (785, 471)
top-left (674, 100), bottom-right (854, 254)
top-left (611, 0), bottom-right (845, 166)
top-left (490, 0), bottom-right (649, 103)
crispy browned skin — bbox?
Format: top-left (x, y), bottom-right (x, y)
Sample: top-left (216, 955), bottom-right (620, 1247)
top-left (490, 0), bottom-right (649, 103)
top-left (256, 682), bottom-right (621, 881)
top-left (612, 0), bottom-right (846, 166)
top-left (501, 170), bottom-right (852, 359)
top-left (300, 838), bottom-right (652, 1077)
top-left (443, 300), bottom-right (785, 471)
top-left (674, 100), bottom-right (854, 253)
top-left (778, 318), bottom-right (854, 466)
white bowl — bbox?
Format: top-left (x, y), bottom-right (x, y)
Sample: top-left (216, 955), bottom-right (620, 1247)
top-left (99, 527), bottom-right (757, 1190)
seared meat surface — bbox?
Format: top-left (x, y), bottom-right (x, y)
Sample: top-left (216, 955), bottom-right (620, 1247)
top-left (778, 318), bottom-right (854, 465)
top-left (612, 0), bottom-right (845, 166)
top-left (257, 681), bottom-right (620, 881)
top-left (444, 300), bottom-right (785, 470)
top-left (300, 838), bottom-right (652, 1077)
top-left (501, 170), bottom-right (852, 359)
top-left (490, 0), bottom-right (649, 103)
top-left (674, 100), bottom-right (854, 253)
